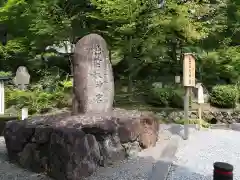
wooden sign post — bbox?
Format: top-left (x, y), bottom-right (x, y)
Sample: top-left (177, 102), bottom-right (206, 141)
top-left (183, 53), bottom-right (196, 140)
top-left (15, 66), bottom-right (30, 120)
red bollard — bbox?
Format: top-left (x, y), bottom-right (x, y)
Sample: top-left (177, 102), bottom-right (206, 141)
top-left (213, 162), bottom-right (233, 180)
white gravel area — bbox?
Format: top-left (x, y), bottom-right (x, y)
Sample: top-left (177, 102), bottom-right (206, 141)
top-left (167, 128), bottom-right (240, 180)
top-left (85, 124), bottom-right (197, 180)
top-left (85, 126), bottom-right (173, 180)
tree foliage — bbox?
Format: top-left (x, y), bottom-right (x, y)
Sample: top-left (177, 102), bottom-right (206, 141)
top-left (0, 0), bottom-right (239, 87)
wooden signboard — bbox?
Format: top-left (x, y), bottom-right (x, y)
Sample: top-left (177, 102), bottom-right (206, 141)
top-left (183, 53), bottom-right (195, 87)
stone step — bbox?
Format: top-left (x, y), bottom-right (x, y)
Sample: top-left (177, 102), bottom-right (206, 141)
top-left (207, 123), bottom-right (240, 131)
top-left (210, 124), bottom-right (230, 130)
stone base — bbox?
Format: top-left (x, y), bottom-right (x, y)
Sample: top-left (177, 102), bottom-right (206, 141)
top-left (157, 110), bottom-right (240, 124)
top-left (3, 109), bottom-right (159, 180)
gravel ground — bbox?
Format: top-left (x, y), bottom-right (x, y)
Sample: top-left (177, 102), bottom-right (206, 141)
top-left (167, 128), bottom-right (240, 180)
top-left (85, 125), bottom-right (175, 180)
top-left (0, 137), bottom-right (51, 180)
top-left (85, 124), bottom-right (197, 180)
top-left (2, 126), bottom-right (238, 180)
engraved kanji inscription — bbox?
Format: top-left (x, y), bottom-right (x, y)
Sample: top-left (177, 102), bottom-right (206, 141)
top-left (72, 33), bottom-right (114, 114)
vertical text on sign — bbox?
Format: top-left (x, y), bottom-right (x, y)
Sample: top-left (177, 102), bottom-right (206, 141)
top-left (93, 44), bottom-right (104, 104)
top-left (183, 53), bottom-right (195, 87)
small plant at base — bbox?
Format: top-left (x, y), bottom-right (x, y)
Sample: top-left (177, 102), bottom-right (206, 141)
top-left (0, 71), bottom-right (12, 77)
top-left (60, 80), bottom-right (72, 88)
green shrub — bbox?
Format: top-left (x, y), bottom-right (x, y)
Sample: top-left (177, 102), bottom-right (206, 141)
top-left (148, 87), bottom-right (172, 107)
top-left (6, 89), bottom-right (52, 114)
top-left (210, 85), bottom-right (237, 108)
top-left (6, 89), bottom-right (32, 108)
top-left (53, 91), bottom-right (72, 108)
top-left (147, 87), bottom-right (184, 108)
top-left (60, 80), bottom-right (73, 90)
top-left (0, 71), bottom-right (12, 77)
top-left (5, 79), bottom-right (73, 115)
top-left (170, 88), bottom-right (184, 108)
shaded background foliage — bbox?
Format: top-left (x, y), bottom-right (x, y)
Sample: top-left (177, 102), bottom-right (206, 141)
top-left (0, 0), bottom-right (240, 115)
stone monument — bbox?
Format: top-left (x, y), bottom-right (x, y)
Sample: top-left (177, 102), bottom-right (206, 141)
top-left (15, 66), bottom-right (30, 90)
top-left (3, 34), bottom-right (159, 180)
top-left (72, 33), bottom-right (114, 114)
top-left (15, 66), bottom-right (30, 120)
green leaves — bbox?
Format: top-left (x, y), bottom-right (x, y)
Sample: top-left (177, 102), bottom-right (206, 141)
top-left (0, 0), bottom-right (239, 88)
top-left (210, 85), bottom-right (237, 108)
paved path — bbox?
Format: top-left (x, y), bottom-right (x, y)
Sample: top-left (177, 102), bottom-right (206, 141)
top-left (166, 128), bottom-right (240, 180)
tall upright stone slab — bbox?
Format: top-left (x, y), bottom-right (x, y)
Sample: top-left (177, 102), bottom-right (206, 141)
top-left (15, 66), bottom-right (30, 120)
top-left (15, 66), bottom-right (30, 90)
top-left (72, 33), bottom-right (114, 114)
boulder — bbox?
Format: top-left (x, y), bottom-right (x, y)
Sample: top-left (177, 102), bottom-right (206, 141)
top-left (3, 109), bottom-right (159, 180)
top-left (113, 109), bottom-right (159, 148)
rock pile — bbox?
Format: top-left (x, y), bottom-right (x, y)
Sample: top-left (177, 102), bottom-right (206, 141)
top-left (157, 110), bottom-right (240, 124)
top-left (3, 108), bottom-right (159, 180)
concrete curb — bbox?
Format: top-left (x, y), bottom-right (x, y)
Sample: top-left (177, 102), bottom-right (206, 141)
top-left (210, 124), bottom-right (230, 129)
top-left (148, 124), bottom-right (200, 180)
top-left (229, 123), bottom-right (240, 131)
top-left (148, 123), bottom-right (187, 180)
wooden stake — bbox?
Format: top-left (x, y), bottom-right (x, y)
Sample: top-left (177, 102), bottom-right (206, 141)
top-left (198, 104), bottom-right (202, 130)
